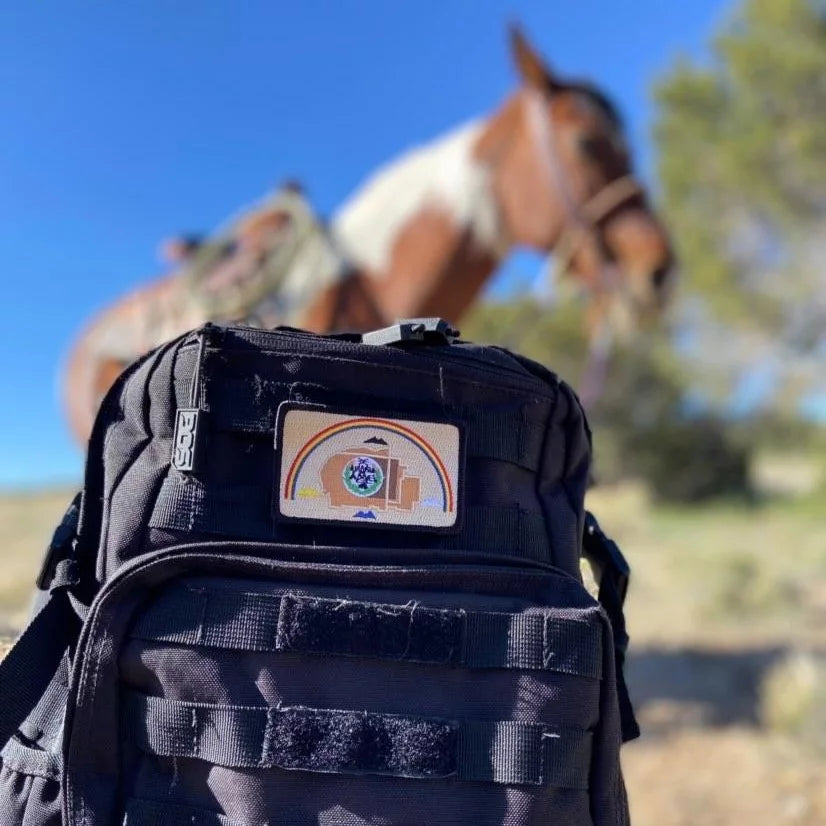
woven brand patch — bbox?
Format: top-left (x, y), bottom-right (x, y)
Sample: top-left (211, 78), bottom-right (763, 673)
top-left (277, 407), bottom-right (461, 530)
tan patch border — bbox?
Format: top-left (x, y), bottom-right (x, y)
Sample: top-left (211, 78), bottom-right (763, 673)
top-left (272, 402), bottom-right (465, 534)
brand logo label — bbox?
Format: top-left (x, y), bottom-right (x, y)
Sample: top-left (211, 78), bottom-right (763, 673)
top-left (172, 409), bottom-right (200, 472)
top-left (277, 407), bottom-right (461, 530)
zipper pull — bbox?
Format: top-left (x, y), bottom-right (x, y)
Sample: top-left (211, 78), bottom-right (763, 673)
top-left (171, 324), bottom-right (212, 473)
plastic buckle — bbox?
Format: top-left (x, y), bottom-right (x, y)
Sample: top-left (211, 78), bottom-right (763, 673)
top-left (583, 511), bottom-right (630, 605)
top-left (36, 492), bottom-right (82, 589)
top-left (361, 318), bottom-right (460, 347)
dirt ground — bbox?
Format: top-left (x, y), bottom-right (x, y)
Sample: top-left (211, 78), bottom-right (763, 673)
top-left (587, 483), bottom-right (826, 825)
top-left (1, 482), bottom-right (825, 824)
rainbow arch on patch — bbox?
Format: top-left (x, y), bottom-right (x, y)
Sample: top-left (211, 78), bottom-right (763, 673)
top-left (283, 417), bottom-right (454, 512)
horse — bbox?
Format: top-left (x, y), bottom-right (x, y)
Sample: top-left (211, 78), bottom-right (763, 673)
top-left (63, 26), bottom-right (674, 443)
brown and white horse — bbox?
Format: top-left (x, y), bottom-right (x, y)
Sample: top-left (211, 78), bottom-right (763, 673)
top-left (64, 27), bottom-right (674, 443)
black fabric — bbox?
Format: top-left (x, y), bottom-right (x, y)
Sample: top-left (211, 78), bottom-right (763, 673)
top-left (123, 798), bottom-right (241, 825)
top-left (0, 323), bottom-right (636, 826)
top-left (0, 738), bottom-right (60, 783)
top-left (582, 513), bottom-right (640, 742)
top-left (124, 692), bottom-right (592, 788)
top-left (148, 475), bottom-right (553, 561)
top-left (130, 587), bottom-right (603, 678)
top-left (277, 594), bottom-right (460, 664)
top-left (207, 376), bottom-right (549, 472)
top-left (0, 590), bottom-right (79, 752)
top-left (0, 750), bottom-right (61, 826)
top-left (36, 491), bottom-right (82, 589)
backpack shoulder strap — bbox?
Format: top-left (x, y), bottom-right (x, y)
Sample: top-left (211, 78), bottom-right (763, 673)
top-left (0, 494), bottom-right (85, 748)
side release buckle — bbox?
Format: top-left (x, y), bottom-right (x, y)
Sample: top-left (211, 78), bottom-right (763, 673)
top-left (36, 491), bottom-right (82, 590)
top-left (362, 318), bottom-right (460, 347)
top-left (583, 511), bottom-right (631, 606)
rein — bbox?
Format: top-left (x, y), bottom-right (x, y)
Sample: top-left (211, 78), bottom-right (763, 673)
top-left (525, 90), bottom-right (641, 409)
top-left (549, 174), bottom-right (643, 283)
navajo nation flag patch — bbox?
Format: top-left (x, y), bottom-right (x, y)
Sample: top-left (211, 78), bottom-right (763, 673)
top-left (276, 405), bottom-right (462, 530)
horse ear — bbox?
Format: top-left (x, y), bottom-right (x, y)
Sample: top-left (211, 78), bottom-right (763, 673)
top-left (509, 24), bottom-right (562, 92)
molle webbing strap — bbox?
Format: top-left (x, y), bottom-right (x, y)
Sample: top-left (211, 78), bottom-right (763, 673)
top-left (0, 738), bottom-right (61, 782)
top-left (461, 507), bottom-right (549, 561)
top-left (179, 372), bottom-right (548, 472)
top-left (130, 590), bottom-right (603, 679)
top-left (462, 406), bottom-right (547, 471)
top-left (0, 589), bottom-right (81, 754)
top-left (124, 798), bottom-right (241, 826)
top-left (124, 692), bottom-right (592, 788)
top-left (148, 476), bottom-right (552, 561)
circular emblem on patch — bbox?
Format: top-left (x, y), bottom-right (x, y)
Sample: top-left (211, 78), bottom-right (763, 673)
top-left (342, 455), bottom-right (384, 497)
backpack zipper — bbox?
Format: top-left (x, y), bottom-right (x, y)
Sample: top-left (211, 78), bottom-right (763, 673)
top-left (225, 325), bottom-right (555, 394)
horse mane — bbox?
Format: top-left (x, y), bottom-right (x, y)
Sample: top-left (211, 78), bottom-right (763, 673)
top-left (566, 81), bottom-right (623, 129)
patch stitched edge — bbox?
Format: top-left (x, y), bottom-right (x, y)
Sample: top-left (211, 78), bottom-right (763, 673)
top-left (274, 403), bottom-right (463, 533)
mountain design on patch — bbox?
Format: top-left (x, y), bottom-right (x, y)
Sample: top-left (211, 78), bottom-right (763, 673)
top-left (353, 510), bottom-right (377, 520)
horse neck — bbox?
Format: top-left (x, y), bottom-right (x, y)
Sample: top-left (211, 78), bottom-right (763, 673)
top-left (328, 118), bottom-right (513, 325)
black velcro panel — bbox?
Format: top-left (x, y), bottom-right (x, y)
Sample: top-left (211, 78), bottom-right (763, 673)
top-left (125, 692), bottom-right (592, 788)
top-left (264, 706), bottom-right (457, 779)
top-left (277, 595), bottom-right (461, 665)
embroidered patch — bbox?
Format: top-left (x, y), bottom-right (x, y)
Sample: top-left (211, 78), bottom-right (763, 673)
top-left (276, 406), bottom-right (462, 530)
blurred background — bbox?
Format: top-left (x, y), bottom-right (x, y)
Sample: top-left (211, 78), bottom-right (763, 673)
top-left (1, 1), bottom-right (825, 823)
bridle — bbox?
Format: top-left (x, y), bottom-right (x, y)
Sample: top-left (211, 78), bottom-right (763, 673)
top-left (549, 174), bottom-right (644, 284)
top-left (524, 88), bottom-right (644, 408)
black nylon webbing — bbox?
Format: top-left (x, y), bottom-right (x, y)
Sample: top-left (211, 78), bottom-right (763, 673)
top-left (0, 590), bottom-right (80, 752)
top-left (124, 798), bottom-right (241, 825)
top-left (124, 692), bottom-right (592, 788)
top-left (148, 475), bottom-right (552, 561)
top-left (199, 376), bottom-right (548, 472)
top-left (130, 589), bottom-right (603, 679)
top-left (0, 738), bottom-right (61, 782)
top-left (463, 407), bottom-right (546, 471)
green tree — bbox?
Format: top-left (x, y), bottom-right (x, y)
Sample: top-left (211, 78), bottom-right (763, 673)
top-left (463, 300), bottom-right (754, 501)
top-left (654, 0), bottom-right (826, 411)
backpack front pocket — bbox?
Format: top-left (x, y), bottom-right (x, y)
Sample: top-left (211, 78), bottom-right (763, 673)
top-left (63, 545), bottom-right (619, 826)
top-left (115, 559), bottom-right (604, 825)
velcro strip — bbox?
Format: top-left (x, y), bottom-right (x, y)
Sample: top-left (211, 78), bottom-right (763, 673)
top-left (277, 595), bottom-right (462, 665)
top-left (124, 692), bottom-right (591, 788)
top-left (131, 589), bottom-right (603, 679)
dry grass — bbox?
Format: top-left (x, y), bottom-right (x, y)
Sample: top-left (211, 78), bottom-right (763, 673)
top-left (587, 482), bottom-right (826, 649)
top-left (624, 728), bottom-right (826, 825)
top-left (587, 482), bottom-right (826, 825)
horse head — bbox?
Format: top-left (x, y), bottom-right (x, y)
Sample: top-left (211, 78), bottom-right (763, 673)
top-left (476, 27), bottom-right (675, 321)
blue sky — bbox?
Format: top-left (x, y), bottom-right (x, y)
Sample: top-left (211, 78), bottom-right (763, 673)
top-left (0, 0), bottom-right (726, 488)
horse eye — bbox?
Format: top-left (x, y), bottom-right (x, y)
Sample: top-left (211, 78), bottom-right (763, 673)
top-left (578, 135), bottom-right (602, 158)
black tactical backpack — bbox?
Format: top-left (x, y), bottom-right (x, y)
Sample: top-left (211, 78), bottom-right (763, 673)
top-left (0, 320), bottom-right (638, 826)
